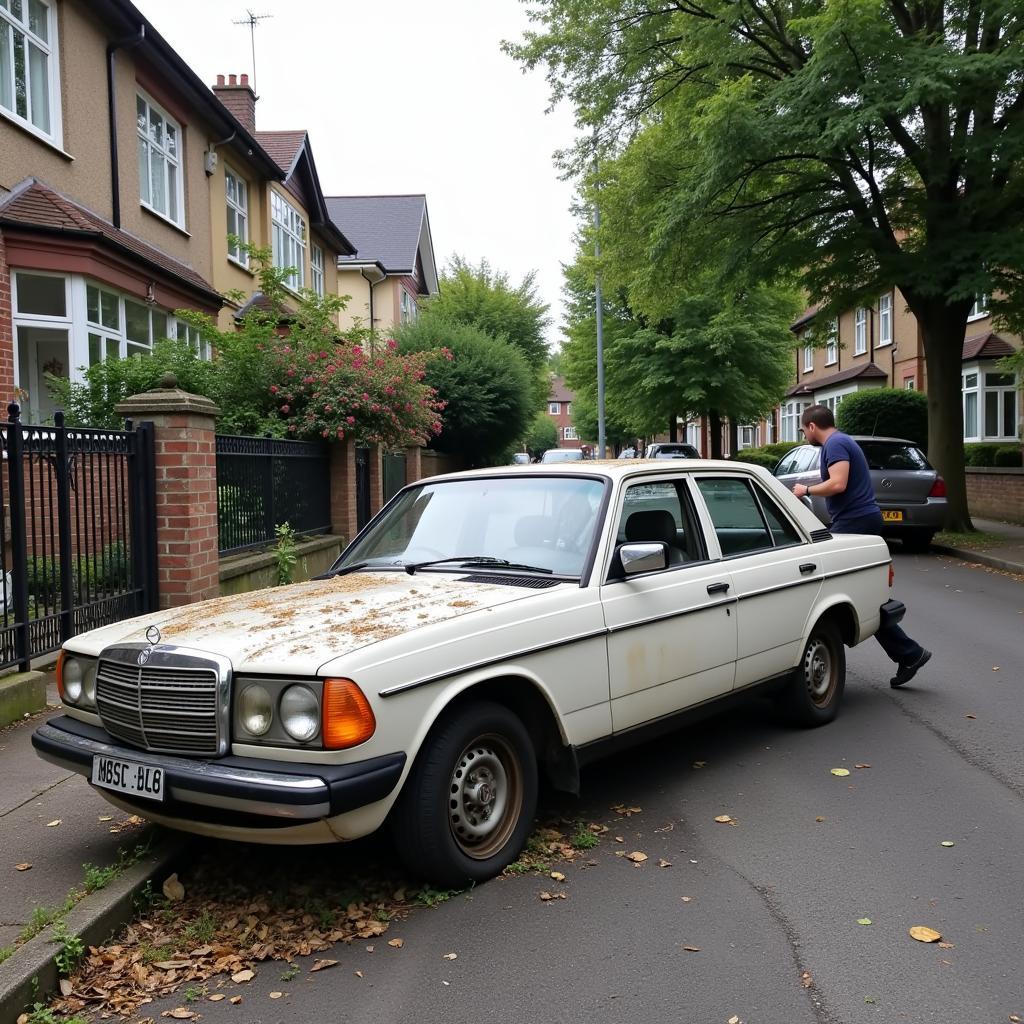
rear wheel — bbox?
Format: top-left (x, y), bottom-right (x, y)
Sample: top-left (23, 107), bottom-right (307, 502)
top-left (900, 529), bottom-right (935, 554)
top-left (780, 619), bottom-right (845, 727)
top-left (390, 701), bottom-right (538, 886)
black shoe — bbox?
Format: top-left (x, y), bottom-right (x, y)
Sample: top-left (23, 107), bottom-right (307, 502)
top-left (890, 649), bottom-right (931, 688)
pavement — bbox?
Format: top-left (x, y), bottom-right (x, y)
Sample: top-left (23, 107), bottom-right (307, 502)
top-left (0, 515), bottom-right (1020, 1020)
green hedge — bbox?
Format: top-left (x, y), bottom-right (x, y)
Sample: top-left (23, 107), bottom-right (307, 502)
top-left (995, 445), bottom-right (1024, 467)
top-left (732, 445), bottom-right (792, 470)
top-left (835, 388), bottom-right (928, 450)
top-left (964, 442), bottom-right (1023, 467)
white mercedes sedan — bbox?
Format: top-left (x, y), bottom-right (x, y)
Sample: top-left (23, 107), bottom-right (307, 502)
top-left (34, 461), bottom-right (902, 885)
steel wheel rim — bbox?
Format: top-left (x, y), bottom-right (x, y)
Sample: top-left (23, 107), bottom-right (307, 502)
top-left (448, 733), bottom-right (523, 860)
top-left (803, 637), bottom-right (835, 706)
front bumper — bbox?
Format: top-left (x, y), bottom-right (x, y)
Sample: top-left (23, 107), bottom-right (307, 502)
top-left (33, 716), bottom-right (405, 825)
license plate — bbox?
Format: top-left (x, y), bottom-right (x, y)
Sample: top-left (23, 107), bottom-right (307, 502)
top-left (881, 510), bottom-right (904, 522)
top-left (91, 755), bottom-right (164, 802)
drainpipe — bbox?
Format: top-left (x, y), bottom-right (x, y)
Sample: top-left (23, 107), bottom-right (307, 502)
top-left (107, 24), bottom-right (146, 229)
top-left (360, 268), bottom-right (377, 333)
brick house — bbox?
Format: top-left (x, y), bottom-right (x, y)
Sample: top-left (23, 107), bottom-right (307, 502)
top-left (0, 0), bottom-right (355, 424)
top-left (548, 376), bottom-right (581, 449)
top-left (325, 195), bottom-right (439, 335)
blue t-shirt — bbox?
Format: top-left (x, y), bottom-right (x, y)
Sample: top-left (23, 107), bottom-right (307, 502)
top-left (819, 432), bottom-right (878, 524)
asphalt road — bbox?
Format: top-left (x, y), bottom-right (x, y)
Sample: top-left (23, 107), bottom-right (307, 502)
top-left (134, 552), bottom-right (1024, 1024)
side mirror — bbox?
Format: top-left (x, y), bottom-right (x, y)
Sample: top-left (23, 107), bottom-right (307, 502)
top-left (619, 542), bottom-right (668, 575)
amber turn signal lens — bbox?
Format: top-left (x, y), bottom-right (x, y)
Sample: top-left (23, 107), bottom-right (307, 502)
top-left (322, 678), bottom-right (376, 749)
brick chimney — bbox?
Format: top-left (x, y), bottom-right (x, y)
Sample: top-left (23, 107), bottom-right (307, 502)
top-left (212, 73), bottom-right (256, 135)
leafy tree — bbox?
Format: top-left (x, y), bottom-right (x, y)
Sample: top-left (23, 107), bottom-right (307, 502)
top-left (522, 411), bottom-right (559, 459)
top-left (509, 0), bottom-right (1024, 528)
top-left (423, 256), bottom-right (551, 371)
top-left (397, 317), bottom-right (537, 466)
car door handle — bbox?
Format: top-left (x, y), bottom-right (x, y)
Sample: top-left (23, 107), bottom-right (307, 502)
top-left (799, 563), bottom-right (817, 575)
top-left (706, 582), bottom-right (730, 595)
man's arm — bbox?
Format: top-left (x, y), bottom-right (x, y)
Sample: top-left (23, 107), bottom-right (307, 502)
top-left (793, 460), bottom-right (849, 499)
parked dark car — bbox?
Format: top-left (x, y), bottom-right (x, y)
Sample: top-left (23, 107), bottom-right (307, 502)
top-left (645, 442), bottom-right (701, 459)
top-left (773, 436), bottom-right (947, 552)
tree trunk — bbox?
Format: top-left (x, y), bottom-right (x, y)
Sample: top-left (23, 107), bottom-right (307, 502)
top-left (727, 419), bottom-right (739, 457)
top-left (909, 299), bottom-right (973, 531)
top-left (669, 415), bottom-right (678, 442)
top-left (708, 410), bottom-right (723, 459)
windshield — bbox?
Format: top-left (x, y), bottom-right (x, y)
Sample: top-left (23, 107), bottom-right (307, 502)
top-left (542, 449), bottom-right (584, 462)
top-left (336, 475), bottom-right (607, 577)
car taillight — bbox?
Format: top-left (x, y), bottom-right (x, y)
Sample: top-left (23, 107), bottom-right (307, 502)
top-left (928, 477), bottom-right (947, 498)
top-left (889, 563), bottom-right (895, 588)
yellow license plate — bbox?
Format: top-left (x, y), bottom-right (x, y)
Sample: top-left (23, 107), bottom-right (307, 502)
top-left (881, 510), bottom-right (904, 522)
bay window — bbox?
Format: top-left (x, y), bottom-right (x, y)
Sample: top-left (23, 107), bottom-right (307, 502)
top-left (963, 367), bottom-right (1019, 440)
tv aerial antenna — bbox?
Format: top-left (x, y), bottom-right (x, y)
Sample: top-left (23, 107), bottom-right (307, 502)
top-left (232, 9), bottom-right (272, 90)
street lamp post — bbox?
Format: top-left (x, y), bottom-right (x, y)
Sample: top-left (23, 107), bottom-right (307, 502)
top-left (593, 171), bottom-right (606, 459)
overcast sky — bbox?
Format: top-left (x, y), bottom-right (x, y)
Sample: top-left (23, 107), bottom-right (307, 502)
top-left (133, 0), bottom-right (580, 349)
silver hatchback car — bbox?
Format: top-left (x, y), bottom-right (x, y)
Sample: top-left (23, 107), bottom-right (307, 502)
top-left (773, 436), bottom-right (947, 552)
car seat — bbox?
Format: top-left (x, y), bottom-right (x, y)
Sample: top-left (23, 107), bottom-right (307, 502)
top-left (624, 510), bottom-right (685, 566)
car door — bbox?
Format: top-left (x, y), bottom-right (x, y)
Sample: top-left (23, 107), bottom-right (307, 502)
top-left (775, 445), bottom-right (829, 524)
top-left (691, 474), bottom-right (821, 688)
top-left (600, 477), bottom-right (738, 733)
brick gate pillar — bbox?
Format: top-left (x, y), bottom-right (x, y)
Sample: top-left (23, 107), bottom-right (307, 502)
top-left (117, 382), bottom-right (220, 610)
top-left (368, 444), bottom-right (384, 516)
top-left (405, 445), bottom-right (422, 484)
top-left (329, 439), bottom-right (358, 545)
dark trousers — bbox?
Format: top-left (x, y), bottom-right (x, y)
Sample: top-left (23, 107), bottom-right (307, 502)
top-left (830, 513), bottom-right (923, 665)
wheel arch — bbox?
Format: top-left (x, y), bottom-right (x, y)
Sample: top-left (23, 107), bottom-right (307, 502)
top-left (808, 598), bottom-right (860, 648)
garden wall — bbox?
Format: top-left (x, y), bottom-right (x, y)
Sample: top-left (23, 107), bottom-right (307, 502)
top-left (966, 467), bottom-right (1024, 524)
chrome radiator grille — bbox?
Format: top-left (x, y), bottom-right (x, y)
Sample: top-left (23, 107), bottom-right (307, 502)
top-left (96, 656), bottom-right (221, 755)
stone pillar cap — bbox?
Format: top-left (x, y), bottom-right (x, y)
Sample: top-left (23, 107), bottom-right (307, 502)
top-left (116, 387), bottom-right (221, 418)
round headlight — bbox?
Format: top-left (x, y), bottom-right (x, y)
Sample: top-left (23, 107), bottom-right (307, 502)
top-left (81, 662), bottom-right (98, 708)
top-left (239, 684), bottom-right (273, 736)
top-left (279, 685), bottom-right (320, 743)
top-left (62, 657), bottom-right (83, 705)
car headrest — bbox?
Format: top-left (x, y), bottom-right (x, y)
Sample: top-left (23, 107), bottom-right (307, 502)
top-left (624, 509), bottom-right (677, 545)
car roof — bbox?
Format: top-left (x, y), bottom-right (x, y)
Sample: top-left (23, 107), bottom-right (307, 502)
top-left (790, 435), bottom-right (918, 447)
top-left (419, 458), bottom-right (767, 483)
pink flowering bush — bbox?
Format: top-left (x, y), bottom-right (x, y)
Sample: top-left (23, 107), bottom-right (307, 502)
top-left (268, 338), bottom-right (449, 446)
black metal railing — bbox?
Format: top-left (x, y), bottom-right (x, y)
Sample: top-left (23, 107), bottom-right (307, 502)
top-left (1, 405), bottom-right (157, 671)
top-left (216, 435), bottom-right (331, 555)
top-left (355, 447), bottom-right (371, 530)
top-left (382, 451), bottom-right (407, 504)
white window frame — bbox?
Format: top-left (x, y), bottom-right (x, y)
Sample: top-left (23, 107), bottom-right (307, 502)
top-left (310, 245), bottom-right (325, 297)
top-left (0, 0), bottom-right (62, 146)
top-left (878, 293), bottom-right (892, 346)
top-left (825, 319), bottom-right (838, 366)
top-left (803, 344), bottom-right (813, 372)
top-left (854, 307), bottom-right (867, 355)
top-left (137, 90), bottom-right (185, 228)
top-left (738, 424), bottom-right (757, 449)
top-left (904, 376), bottom-right (916, 390)
top-left (964, 363), bottom-right (1018, 440)
top-left (780, 400), bottom-right (806, 442)
top-left (968, 294), bottom-right (990, 321)
top-left (563, 425), bottom-right (578, 441)
top-left (225, 166), bottom-right (249, 266)
top-left (549, 402), bottom-right (561, 415)
top-left (271, 190), bottom-right (306, 292)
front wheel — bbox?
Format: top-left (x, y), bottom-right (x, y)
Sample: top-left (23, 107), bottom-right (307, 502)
top-left (390, 701), bottom-right (538, 886)
top-left (780, 619), bottom-right (845, 727)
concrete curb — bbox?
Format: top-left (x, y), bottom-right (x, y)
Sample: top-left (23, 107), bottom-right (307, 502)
top-left (932, 544), bottom-right (1024, 575)
top-left (0, 672), bottom-right (46, 730)
top-left (0, 835), bottom-right (187, 1022)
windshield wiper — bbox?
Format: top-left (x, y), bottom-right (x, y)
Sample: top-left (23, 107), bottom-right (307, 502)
top-left (404, 555), bottom-right (552, 576)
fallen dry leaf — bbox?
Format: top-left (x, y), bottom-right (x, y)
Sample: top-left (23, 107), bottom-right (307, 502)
top-left (59, 979), bottom-right (73, 997)
top-left (269, 992), bottom-right (283, 999)
top-left (1009, 1015), bottom-right (1021, 1023)
top-left (941, 841), bottom-right (955, 848)
top-left (801, 971), bottom-right (812, 989)
top-left (938, 942), bottom-right (955, 949)
top-left (857, 918), bottom-right (873, 926)
top-left (231, 969), bottom-right (255, 983)
top-left (163, 1010), bottom-right (195, 1020)
top-left (815, 816), bottom-right (826, 823)
top-left (614, 835), bottom-right (624, 843)
top-left (714, 815), bottom-right (734, 824)
top-left (388, 938), bottom-right (405, 948)
top-left (830, 768), bottom-right (850, 777)
top-left (443, 953), bottom-right (457, 960)
top-left (229, 996), bottom-right (242, 1005)
top-left (855, 763), bottom-right (872, 769)
top-left (992, 666), bottom-right (1000, 671)
top-left (626, 851), bottom-right (648, 863)
top-left (658, 859), bottom-right (672, 868)
top-left (98, 815), bottom-right (113, 822)
top-left (15, 862), bottom-right (31, 871)
top-left (909, 926), bottom-right (942, 943)
top-left (550, 871), bottom-right (565, 882)
top-left (966, 714), bottom-right (977, 719)
top-left (208, 994), bottom-right (225, 1002)
top-left (681, 896), bottom-right (693, 903)
top-left (728, 1016), bottom-right (742, 1024)
top-left (162, 873), bottom-right (185, 902)
top-left (355, 970), bottom-right (364, 978)
top-left (682, 945), bottom-right (701, 952)
top-left (611, 804), bottom-right (643, 816)
top-left (539, 891), bottom-right (567, 901)
top-left (45, 819), bottom-right (61, 827)
top-left (310, 959), bottom-right (337, 972)
top-left (692, 761), bottom-right (707, 768)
